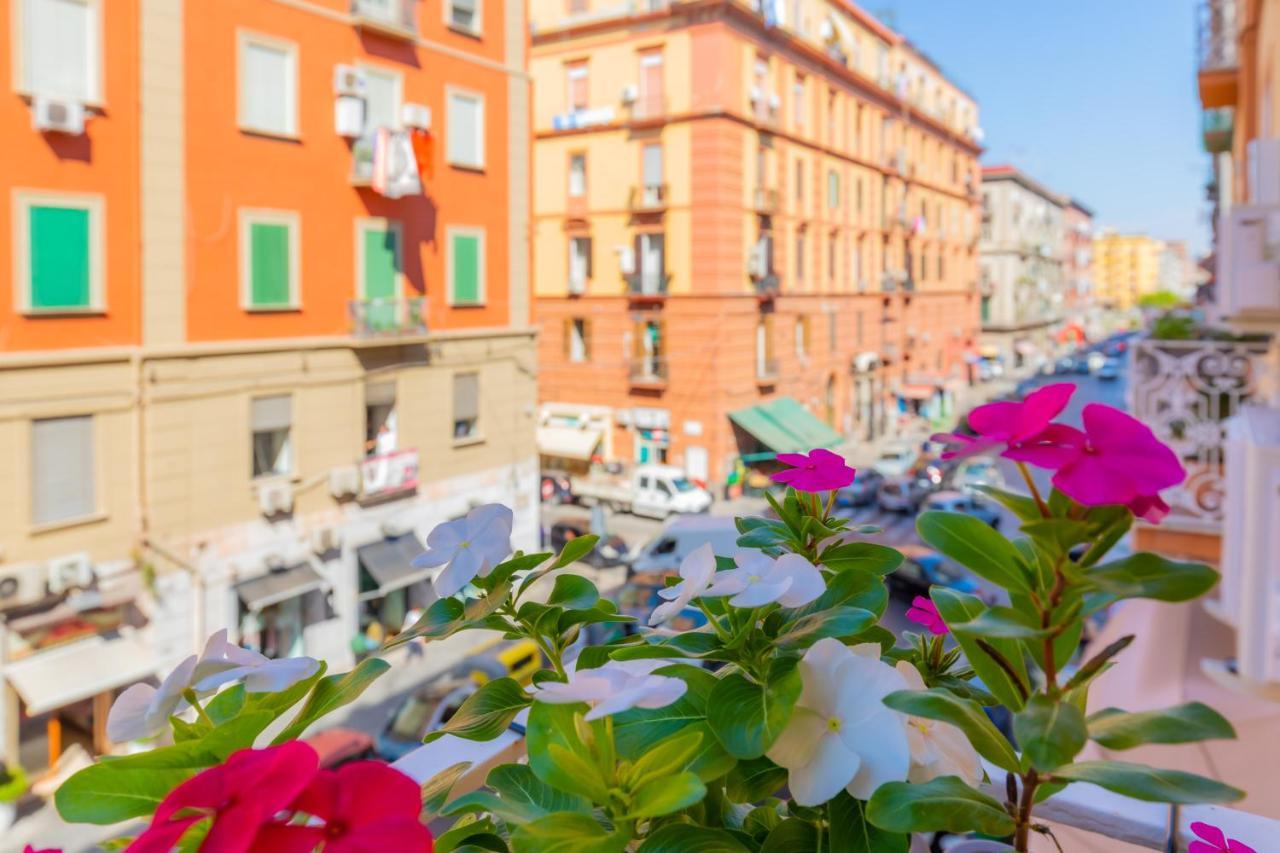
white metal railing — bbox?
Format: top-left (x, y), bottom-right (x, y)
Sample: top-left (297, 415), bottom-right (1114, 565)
top-left (1128, 337), bottom-right (1269, 529)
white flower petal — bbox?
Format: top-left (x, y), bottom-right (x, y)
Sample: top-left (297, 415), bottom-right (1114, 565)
top-left (656, 584), bottom-right (684, 601)
top-left (468, 503), bottom-right (514, 537)
top-left (797, 638), bottom-right (852, 717)
top-left (241, 656), bottom-right (320, 693)
top-left (106, 683), bottom-right (161, 743)
top-left (649, 597), bottom-right (684, 626)
top-left (681, 543), bottom-right (718, 586)
top-left (426, 517), bottom-right (467, 551)
top-left (765, 706), bottom-right (828, 770)
top-left (729, 577), bottom-right (792, 607)
top-left (789, 732), bottom-right (860, 807)
top-left (632, 675), bottom-right (687, 709)
top-left (773, 554), bottom-right (825, 607)
top-left (845, 707), bottom-right (911, 799)
top-left (193, 665), bottom-right (253, 694)
top-left (834, 655), bottom-right (908, 730)
top-left (702, 568), bottom-right (749, 598)
top-left (434, 548), bottom-right (483, 598)
top-left (733, 549), bottom-right (773, 574)
top-left (895, 660), bottom-right (927, 691)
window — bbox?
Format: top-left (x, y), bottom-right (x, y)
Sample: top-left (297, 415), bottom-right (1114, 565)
top-left (642, 143), bottom-right (663, 190)
top-left (755, 314), bottom-right (775, 378)
top-left (361, 65), bottom-right (402, 133)
top-left (827, 230), bottom-right (837, 280)
top-left (793, 75), bottom-right (805, 126)
top-left (357, 219), bottom-right (401, 329)
top-left (794, 316), bottom-right (809, 358)
top-left (365, 382), bottom-right (397, 457)
top-left (827, 169), bottom-right (840, 209)
top-left (448, 227), bottom-right (485, 305)
top-left (852, 240), bottom-right (862, 286)
top-left (453, 372), bottom-right (480, 439)
top-left (795, 227), bottom-right (805, 281)
top-left (828, 312), bottom-right (837, 349)
top-left (31, 415), bottom-right (94, 526)
top-left (568, 236), bottom-right (592, 289)
top-left (569, 0), bottom-right (588, 12)
top-left (568, 153), bottom-right (586, 197)
top-left (447, 89), bottom-right (485, 169)
top-left (238, 32), bottom-right (297, 137)
top-left (855, 311), bottom-right (864, 345)
top-left (795, 158), bottom-right (804, 202)
top-left (826, 88), bottom-right (837, 142)
top-left (20, 0), bottom-right (99, 102)
top-left (447, 0), bottom-right (480, 33)
top-left (566, 62), bottom-right (588, 111)
top-left (251, 395), bottom-right (292, 478)
top-left (634, 233), bottom-right (665, 291)
top-left (566, 318), bottom-right (591, 362)
top-left (938, 252), bottom-right (945, 281)
top-left (15, 192), bottom-right (103, 312)
top-left (855, 178), bottom-right (863, 214)
top-left (241, 210), bottom-right (299, 310)
top-left (638, 51), bottom-right (664, 117)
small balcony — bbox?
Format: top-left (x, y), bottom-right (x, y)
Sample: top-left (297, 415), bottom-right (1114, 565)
top-left (1203, 106), bottom-right (1235, 153)
top-left (625, 271), bottom-right (670, 298)
top-left (752, 273), bottom-right (780, 295)
top-left (630, 93), bottom-right (667, 122)
top-left (348, 297), bottom-right (427, 337)
top-left (350, 0), bottom-right (416, 39)
top-left (359, 448), bottom-right (420, 503)
top-left (1197, 0), bottom-right (1239, 108)
top-left (628, 183), bottom-right (668, 213)
top-left (628, 356), bottom-right (668, 387)
top-left (753, 187), bottom-right (779, 215)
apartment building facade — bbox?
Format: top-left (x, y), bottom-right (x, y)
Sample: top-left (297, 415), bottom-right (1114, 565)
top-left (1091, 231), bottom-right (1164, 311)
top-left (0, 0), bottom-right (534, 770)
top-left (530, 0), bottom-right (983, 487)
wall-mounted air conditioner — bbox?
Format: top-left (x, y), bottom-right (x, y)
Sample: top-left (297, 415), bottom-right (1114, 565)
top-left (328, 465), bottom-right (361, 499)
top-left (0, 562), bottom-right (47, 608)
top-left (621, 84), bottom-right (638, 105)
top-left (334, 65), bottom-right (367, 97)
top-left (32, 97), bottom-right (85, 135)
top-left (401, 102), bottom-right (431, 130)
top-left (48, 552), bottom-right (93, 595)
top-left (312, 526), bottom-right (343, 554)
top-left (258, 481), bottom-right (295, 516)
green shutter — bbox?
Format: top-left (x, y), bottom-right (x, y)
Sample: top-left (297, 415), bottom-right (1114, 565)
top-left (362, 226), bottom-right (400, 331)
top-left (250, 222), bottom-right (292, 307)
top-left (452, 233), bottom-right (481, 304)
top-left (30, 206), bottom-right (91, 309)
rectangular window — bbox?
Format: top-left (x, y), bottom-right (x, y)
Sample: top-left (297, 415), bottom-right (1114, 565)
top-left (826, 88), bottom-right (837, 142)
top-left (795, 158), bottom-right (804, 202)
top-left (251, 395), bottom-right (292, 479)
top-left (361, 65), bottom-right (402, 133)
top-left (358, 220), bottom-right (401, 330)
top-left (855, 178), bottom-right (863, 213)
top-left (568, 236), bottom-right (592, 289)
top-left (828, 312), bottom-right (837, 349)
top-left (794, 315), bottom-right (809, 358)
top-left (241, 211), bottom-right (299, 310)
top-left (638, 51), bottom-right (664, 117)
top-left (566, 62), bottom-right (588, 111)
top-left (633, 233), bottom-right (666, 292)
top-left (17, 193), bottom-right (103, 312)
top-left (793, 75), bottom-right (805, 126)
top-left (827, 169), bottom-right (840, 209)
top-left (642, 143), bottom-right (663, 189)
top-left (795, 228), bottom-right (805, 281)
top-left (31, 415), bottom-right (94, 526)
top-left (449, 227), bottom-right (485, 305)
top-left (567, 318), bottom-right (591, 362)
top-left (828, 230), bottom-right (837, 280)
top-left (447, 0), bottom-right (480, 33)
top-left (21, 0), bottom-right (99, 102)
top-left (568, 153), bottom-right (587, 197)
top-left (453, 372), bottom-right (480, 439)
top-left (365, 381), bottom-right (397, 457)
top-left (238, 32), bottom-right (297, 137)
top-left (447, 89), bottom-right (485, 169)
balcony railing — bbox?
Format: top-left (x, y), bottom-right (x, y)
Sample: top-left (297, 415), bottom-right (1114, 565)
top-left (349, 297), bottom-right (427, 337)
top-left (628, 356), bottom-right (668, 385)
top-left (752, 272), bottom-right (780, 294)
top-left (1128, 336), bottom-right (1269, 529)
top-left (753, 187), bottom-right (779, 215)
top-left (624, 271), bottom-right (670, 296)
top-left (350, 0), bottom-right (416, 38)
top-left (1203, 106), bottom-right (1235, 153)
top-left (359, 448), bottom-right (419, 501)
top-left (1197, 0), bottom-right (1238, 72)
top-left (627, 183), bottom-right (668, 212)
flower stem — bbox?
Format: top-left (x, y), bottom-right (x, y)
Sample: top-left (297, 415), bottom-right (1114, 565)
top-left (695, 599), bottom-right (732, 642)
top-left (1014, 769), bottom-right (1041, 851)
top-left (534, 635), bottom-right (568, 680)
top-left (823, 489), bottom-right (836, 519)
top-left (1016, 462), bottom-right (1050, 518)
top-left (181, 689), bottom-right (215, 728)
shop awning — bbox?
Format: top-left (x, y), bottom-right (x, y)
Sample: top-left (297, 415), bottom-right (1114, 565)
top-left (729, 396), bottom-right (842, 454)
top-left (536, 426), bottom-right (602, 461)
top-left (236, 563), bottom-right (327, 612)
top-left (7, 632), bottom-right (158, 716)
top-left (357, 534), bottom-right (431, 600)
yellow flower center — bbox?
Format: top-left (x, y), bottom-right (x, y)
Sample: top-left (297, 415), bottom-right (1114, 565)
top-left (747, 574), bottom-right (761, 583)
top-left (827, 716), bottom-right (842, 732)
top-left (459, 540), bottom-right (472, 550)
top-left (909, 718), bottom-right (932, 735)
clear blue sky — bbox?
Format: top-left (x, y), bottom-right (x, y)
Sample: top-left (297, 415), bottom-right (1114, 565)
top-left (871, 1), bottom-right (1209, 254)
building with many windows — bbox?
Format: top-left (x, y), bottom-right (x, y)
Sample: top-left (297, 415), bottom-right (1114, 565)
top-left (1091, 230), bottom-right (1165, 311)
top-left (529, 0), bottom-right (983, 487)
top-left (0, 0), bottom-right (534, 771)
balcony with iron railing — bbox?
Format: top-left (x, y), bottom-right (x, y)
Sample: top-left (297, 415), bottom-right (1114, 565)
top-left (1197, 0), bottom-right (1239, 108)
top-left (624, 270), bottom-right (670, 297)
top-left (627, 183), bottom-right (668, 212)
top-left (1203, 106), bottom-right (1235, 153)
top-left (348, 297), bottom-right (427, 337)
top-left (350, 0), bottom-right (416, 39)
top-left (628, 355), bottom-right (668, 387)
top-left (752, 187), bottom-right (779, 215)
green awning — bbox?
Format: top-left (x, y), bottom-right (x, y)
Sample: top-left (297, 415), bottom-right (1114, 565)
top-left (729, 396), bottom-right (842, 454)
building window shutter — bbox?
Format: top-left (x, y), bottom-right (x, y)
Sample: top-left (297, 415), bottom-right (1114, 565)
top-left (451, 232), bottom-right (482, 304)
top-left (583, 318), bottom-right (593, 359)
top-left (29, 204), bottom-right (91, 309)
top-left (643, 144), bottom-right (663, 188)
top-left (447, 92), bottom-right (484, 168)
top-left (241, 39), bottom-right (294, 135)
top-left (453, 372), bottom-right (480, 438)
top-left (25, 0), bottom-right (94, 101)
top-left (31, 415), bottom-right (94, 525)
top-left (250, 222), bottom-right (292, 307)
top-left (563, 317), bottom-right (573, 359)
top-left (363, 68), bottom-right (400, 133)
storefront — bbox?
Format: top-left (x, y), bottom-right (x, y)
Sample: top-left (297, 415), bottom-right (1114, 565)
top-left (354, 533), bottom-right (433, 653)
top-left (727, 397), bottom-right (843, 495)
top-left (620, 407), bottom-right (671, 464)
top-left (235, 562), bottom-right (331, 660)
top-left (537, 404), bottom-right (612, 473)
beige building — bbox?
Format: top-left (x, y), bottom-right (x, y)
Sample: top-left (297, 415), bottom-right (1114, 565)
top-left (1090, 231), bottom-right (1165, 310)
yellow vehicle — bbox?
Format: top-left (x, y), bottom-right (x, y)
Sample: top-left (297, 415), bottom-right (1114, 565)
top-left (464, 637), bottom-right (542, 686)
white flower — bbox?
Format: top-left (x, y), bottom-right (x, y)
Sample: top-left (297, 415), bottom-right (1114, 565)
top-left (413, 503), bottom-right (514, 598)
top-left (528, 659), bottom-right (687, 721)
top-left (649, 543), bottom-right (717, 626)
top-left (192, 629), bottom-right (321, 694)
top-left (106, 654), bottom-right (198, 743)
top-left (895, 661), bottom-right (982, 785)
top-left (766, 639), bottom-right (910, 806)
top-left (702, 550), bottom-right (825, 608)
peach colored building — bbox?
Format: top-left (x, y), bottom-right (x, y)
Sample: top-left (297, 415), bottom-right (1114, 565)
top-left (530, 0), bottom-right (983, 486)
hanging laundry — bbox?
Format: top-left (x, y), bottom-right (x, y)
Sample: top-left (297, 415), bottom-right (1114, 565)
top-left (370, 128), bottom-right (422, 199)
top-left (409, 128), bottom-right (434, 183)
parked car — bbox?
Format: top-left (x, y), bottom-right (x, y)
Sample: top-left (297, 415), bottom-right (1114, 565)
top-left (877, 475), bottom-right (930, 513)
top-left (1097, 358), bottom-right (1121, 381)
top-left (888, 545), bottom-right (985, 601)
top-left (922, 490), bottom-right (1002, 528)
top-left (376, 678), bottom-right (476, 761)
top-left (1086, 351), bottom-right (1107, 373)
top-left (540, 472), bottom-right (574, 504)
top-left (628, 515), bottom-right (740, 575)
top-left (871, 442), bottom-right (919, 478)
top-left (570, 464), bottom-right (713, 519)
top-left (950, 456), bottom-right (1006, 494)
top-left (304, 728), bottom-right (375, 768)
top-left (834, 469), bottom-right (884, 508)
top-left (548, 515), bottom-right (631, 568)
top-left (1054, 356), bottom-right (1076, 374)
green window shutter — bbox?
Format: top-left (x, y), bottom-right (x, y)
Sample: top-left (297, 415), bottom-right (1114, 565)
top-left (30, 206), bottom-right (91, 309)
top-left (250, 222), bottom-right (292, 307)
top-left (452, 234), bottom-right (481, 304)
top-left (362, 227), bottom-right (399, 300)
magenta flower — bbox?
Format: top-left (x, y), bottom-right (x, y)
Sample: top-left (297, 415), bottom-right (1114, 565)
top-left (1189, 821), bottom-right (1257, 853)
top-left (932, 383), bottom-right (1076, 467)
top-left (906, 595), bottom-right (948, 635)
top-left (771, 448), bottom-right (856, 492)
top-left (1049, 404), bottom-right (1185, 513)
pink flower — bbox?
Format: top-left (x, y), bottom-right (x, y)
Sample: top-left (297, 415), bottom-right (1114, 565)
top-left (1049, 404), bottom-right (1185, 512)
top-left (906, 595), bottom-right (948, 635)
top-left (771, 448), bottom-right (856, 492)
top-left (933, 383), bottom-right (1077, 467)
top-left (128, 743), bottom-right (319, 853)
top-left (1189, 820), bottom-right (1257, 853)
top-left (24, 847), bottom-right (62, 853)
top-left (252, 761), bottom-right (433, 853)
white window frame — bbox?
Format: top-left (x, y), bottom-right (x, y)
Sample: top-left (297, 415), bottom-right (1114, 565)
top-left (250, 394), bottom-right (294, 480)
top-left (12, 189), bottom-right (106, 315)
top-left (446, 225), bottom-right (487, 306)
top-left (30, 414), bottom-right (99, 530)
top-left (354, 216), bottom-right (404, 300)
top-left (358, 62), bottom-right (404, 133)
top-left (239, 208), bottom-right (302, 311)
top-left (236, 30), bottom-right (299, 139)
top-left (13, 0), bottom-right (103, 104)
top-left (446, 87), bottom-right (486, 170)
top-left (443, 0), bottom-right (482, 36)
top-left (568, 153), bottom-right (587, 197)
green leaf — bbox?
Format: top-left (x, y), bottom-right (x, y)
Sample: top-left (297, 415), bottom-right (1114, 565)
top-left (917, 511), bottom-right (1030, 591)
top-left (1087, 702), bottom-right (1235, 750)
top-left (759, 818), bottom-right (816, 852)
top-left (707, 665), bottom-right (802, 759)
top-left (552, 535), bottom-right (601, 571)
top-left (444, 763), bottom-right (591, 825)
top-left (736, 524), bottom-right (788, 549)
top-left (526, 702), bottom-right (610, 802)
top-left (434, 815), bottom-right (508, 853)
top-left (56, 763), bottom-right (195, 824)
top-left (1088, 553), bottom-right (1219, 602)
top-left (829, 791), bottom-right (908, 853)
top-left (931, 588), bottom-right (1029, 710)
top-left (625, 770), bottom-right (707, 819)
top-left (975, 484), bottom-right (1041, 521)
top-left (204, 684), bottom-right (247, 724)
top-left (931, 675), bottom-right (998, 706)
top-left (423, 677), bottom-right (530, 744)
top-left (487, 550), bottom-right (554, 588)
top-left (511, 812), bottom-right (625, 853)
top-left (389, 596), bottom-right (465, 646)
top-left (784, 568), bottom-right (887, 620)
top-left (742, 804), bottom-right (784, 838)
top-left (421, 761), bottom-right (473, 818)
top-left (1052, 761), bottom-right (1244, 804)
top-left (547, 574), bottom-right (600, 609)
top-left (626, 728), bottom-right (707, 790)
top-left (950, 606), bottom-right (1048, 639)
top-left (776, 606), bottom-right (876, 648)
top-left (638, 824), bottom-right (750, 852)
top-left (867, 776), bottom-right (1016, 837)
top-left (613, 666), bottom-right (734, 783)
top-left (1022, 518), bottom-right (1091, 554)
top-left (273, 657), bottom-right (389, 743)
top-left (724, 756), bottom-right (787, 802)
top-left (1014, 695), bottom-right (1087, 771)
top-left (817, 541), bottom-right (903, 575)
top-left (883, 688), bottom-right (1019, 773)
top-left (1079, 505), bottom-right (1133, 567)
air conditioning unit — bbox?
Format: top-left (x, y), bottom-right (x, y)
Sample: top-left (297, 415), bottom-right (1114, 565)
top-left (258, 481), bottom-right (295, 516)
top-left (328, 465), bottom-right (361, 499)
top-left (47, 553), bottom-right (93, 595)
top-left (380, 518), bottom-right (411, 538)
top-left (621, 84), bottom-right (638, 105)
top-left (0, 563), bottom-right (47, 609)
top-left (333, 64), bottom-right (367, 97)
top-left (401, 102), bottom-right (431, 130)
top-left (312, 526), bottom-right (343, 554)
top-left (32, 97), bottom-right (85, 135)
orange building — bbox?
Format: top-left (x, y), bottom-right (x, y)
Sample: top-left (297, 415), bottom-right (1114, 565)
top-left (0, 0), bottom-right (535, 771)
top-left (530, 0), bottom-right (983, 486)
